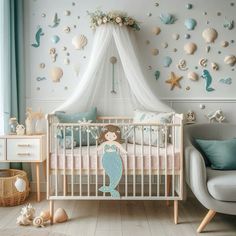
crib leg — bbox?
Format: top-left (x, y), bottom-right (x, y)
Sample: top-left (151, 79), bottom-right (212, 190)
top-left (50, 200), bottom-right (54, 225)
top-left (166, 175), bottom-right (171, 207)
top-left (174, 200), bottom-right (178, 224)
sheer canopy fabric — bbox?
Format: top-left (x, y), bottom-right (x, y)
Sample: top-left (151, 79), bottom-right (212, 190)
top-left (54, 24), bottom-right (172, 115)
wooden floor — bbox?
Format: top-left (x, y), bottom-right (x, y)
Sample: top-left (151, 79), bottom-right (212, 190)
top-left (0, 193), bottom-right (236, 236)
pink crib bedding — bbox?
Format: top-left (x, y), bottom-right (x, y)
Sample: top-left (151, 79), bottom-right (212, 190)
top-left (50, 143), bottom-right (180, 171)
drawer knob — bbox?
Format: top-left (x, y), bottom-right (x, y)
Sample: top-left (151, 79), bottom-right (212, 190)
top-left (18, 144), bottom-right (31, 147)
top-left (17, 153), bottom-right (30, 156)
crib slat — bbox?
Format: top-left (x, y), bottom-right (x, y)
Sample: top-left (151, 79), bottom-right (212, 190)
top-left (156, 127), bottom-right (160, 197)
top-left (133, 127), bottom-right (136, 197)
top-left (63, 127), bottom-right (66, 196)
top-left (164, 125), bottom-right (168, 197)
top-left (87, 128), bottom-right (90, 196)
top-left (149, 125), bottom-right (152, 197)
top-left (96, 138), bottom-right (98, 197)
top-left (55, 125), bottom-right (58, 196)
top-left (171, 125), bottom-right (175, 197)
top-left (79, 126), bottom-right (82, 196)
top-left (141, 125), bottom-right (144, 197)
top-left (71, 126), bottom-right (74, 196)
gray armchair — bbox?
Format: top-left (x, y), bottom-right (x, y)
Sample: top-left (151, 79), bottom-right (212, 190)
top-left (184, 124), bottom-right (236, 233)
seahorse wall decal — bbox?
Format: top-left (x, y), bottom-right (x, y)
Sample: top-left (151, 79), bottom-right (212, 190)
top-left (31, 27), bottom-right (44, 48)
top-left (201, 69), bottom-right (215, 92)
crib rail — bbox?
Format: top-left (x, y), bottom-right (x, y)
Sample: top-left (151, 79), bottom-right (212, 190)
top-left (46, 114), bottom-right (183, 200)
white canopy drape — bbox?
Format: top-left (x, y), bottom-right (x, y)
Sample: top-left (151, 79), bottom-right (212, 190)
top-left (54, 24), bottom-right (172, 115)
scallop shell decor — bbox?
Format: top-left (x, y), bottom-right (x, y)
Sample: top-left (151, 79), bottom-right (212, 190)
top-left (15, 177), bottom-right (26, 192)
top-left (184, 18), bottom-right (197, 30)
top-left (202, 28), bottom-right (218, 43)
top-left (50, 67), bottom-right (63, 82)
top-left (188, 71), bottom-right (199, 81)
top-left (184, 42), bottom-right (197, 55)
top-left (72, 35), bottom-right (87, 50)
top-left (51, 35), bottom-right (60, 44)
top-left (53, 208), bottom-right (68, 223)
top-left (159, 13), bottom-right (176, 24)
top-left (163, 56), bottom-right (172, 67)
top-left (152, 27), bottom-right (161, 35)
top-left (224, 55), bottom-right (236, 66)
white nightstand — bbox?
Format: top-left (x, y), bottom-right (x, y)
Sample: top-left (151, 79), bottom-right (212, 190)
top-left (0, 134), bottom-right (46, 202)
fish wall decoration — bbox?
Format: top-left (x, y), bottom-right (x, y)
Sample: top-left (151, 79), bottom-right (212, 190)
top-left (31, 27), bottom-right (44, 48)
top-left (201, 69), bottom-right (215, 92)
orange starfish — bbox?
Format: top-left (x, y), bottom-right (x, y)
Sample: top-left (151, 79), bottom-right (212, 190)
top-left (166, 72), bottom-right (182, 90)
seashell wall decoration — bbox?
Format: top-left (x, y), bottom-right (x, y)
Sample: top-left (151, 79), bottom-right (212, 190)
top-left (50, 67), bottom-right (63, 82)
top-left (159, 13), bottom-right (176, 24)
top-left (211, 62), bottom-right (219, 71)
top-left (206, 45), bottom-right (211, 53)
top-left (154, 70), bottom-right (160, 80)
top-left (151, 48), bottom-right (159, 56)
top-left (152, 27), bottom-right (161, 35)
top-left (64, 10), bottom-right (71, 16)
top-left (186, 3), bottom-right (193, 9)
top-left (177, 59), bottom-right (188, 71)
top-left (64, 58), bottom-right (70, 65)
top-left (163, 56), bottom-right (172, 67)
top-left (202, 28), bottom-right (218, 43)
top-left (221, 41), bottom-right (229, 47)
top-left (184, 18), bottom-right (197, 30)
top-left (172, 33), bottom-right (179, 40)
top-left (51, 35), bottom-right (60, 44)
top-left (188, 71), bottom-right (198, 81)
top-left (223, 18), bottom-right (234, 30)
top-left (199, 58), bottom-right (208, 67)
top-left (63, 26), bottom-right (71, 33)
top-left (72, 35), bottom-right (88, 50)
top-left (161, 42), bottom-right (168, 48)
top-left (224, 55), bottom-right (236, 66)
top-left (184, 42), bottom-right (197, 54)
top-left (49, 48), bottom-right (57, 62)
top-left (185, 34), bottom-right (191, 39)
top-left (219, 77), bottom-right (232, 85)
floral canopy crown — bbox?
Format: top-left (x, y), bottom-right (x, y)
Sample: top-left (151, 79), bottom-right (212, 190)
top-left (87, 10), bottom-right (140, 31)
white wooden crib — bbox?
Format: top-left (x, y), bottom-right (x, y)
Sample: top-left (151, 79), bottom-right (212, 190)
top-left (46, 113), bottom-right (184, 224)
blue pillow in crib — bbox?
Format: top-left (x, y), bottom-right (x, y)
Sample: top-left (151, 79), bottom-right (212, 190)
top-left (55, 107), bottom-right (97, 146)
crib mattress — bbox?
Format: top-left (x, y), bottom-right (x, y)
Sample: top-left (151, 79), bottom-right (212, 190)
top-left (50, 143), bottom-right (181, 171)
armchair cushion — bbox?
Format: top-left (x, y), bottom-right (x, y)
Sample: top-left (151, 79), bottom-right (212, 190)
top-left (207, 168), bottom-right (236, 202)
top-left (195, 138), bottom-right (236, 170)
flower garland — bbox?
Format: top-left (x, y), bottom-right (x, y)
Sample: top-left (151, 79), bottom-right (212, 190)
top-left (87, 10), bottom-right (140, 31)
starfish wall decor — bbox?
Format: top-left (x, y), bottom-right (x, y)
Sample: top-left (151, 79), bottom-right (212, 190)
top-left (166, 72), bottom-right (182, 90)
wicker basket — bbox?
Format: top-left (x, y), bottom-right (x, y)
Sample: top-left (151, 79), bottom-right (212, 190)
top-left (0, 169), bottom-right (30, 207)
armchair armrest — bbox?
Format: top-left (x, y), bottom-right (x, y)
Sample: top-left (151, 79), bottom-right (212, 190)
top-left (185, 145), bottom-right (214, 209)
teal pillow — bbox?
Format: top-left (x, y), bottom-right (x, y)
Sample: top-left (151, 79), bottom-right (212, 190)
top-left (195, 138), bottom-right (236, 170)
top-left (55, 107), bottom-right (97, 146)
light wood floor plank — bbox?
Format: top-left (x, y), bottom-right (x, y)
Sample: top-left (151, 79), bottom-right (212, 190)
top-left (0, 194), bottom-right (236, 236)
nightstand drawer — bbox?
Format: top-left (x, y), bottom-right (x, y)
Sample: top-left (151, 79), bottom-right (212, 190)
top-left (7, 139), bottom-right (41, 161)
top-left (0, 139), bottom-right (6, 160)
